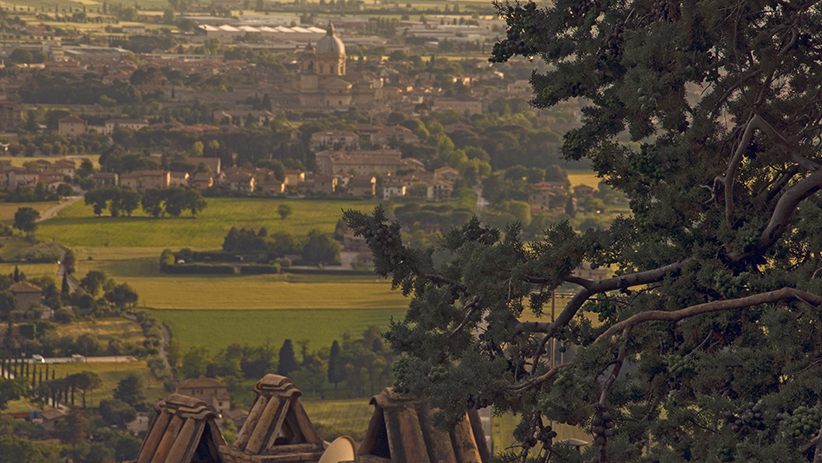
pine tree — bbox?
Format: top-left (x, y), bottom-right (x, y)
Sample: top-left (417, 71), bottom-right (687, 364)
top-left (344, 3), bottom-right (822, 462)
top-left (276, 339), bottom-right (298, 377)
top-left (327, 340), bottom-right (346, 399)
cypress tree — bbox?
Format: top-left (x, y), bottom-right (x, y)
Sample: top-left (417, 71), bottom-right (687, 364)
top-left (277, 339), bottom-right (298, 377)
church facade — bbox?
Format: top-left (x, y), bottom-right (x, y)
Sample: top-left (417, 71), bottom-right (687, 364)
top-left (294, 24), bottom-right (379, 109)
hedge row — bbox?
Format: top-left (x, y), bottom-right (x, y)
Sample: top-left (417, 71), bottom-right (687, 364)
top-left (163, 264), bottom-right (236, 274)
top-left (239, 264), bottom-right (281, 275)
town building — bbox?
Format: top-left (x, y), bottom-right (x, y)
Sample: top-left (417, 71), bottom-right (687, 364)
top-left (10, 280), bottom-right (42, 311)
top-left (58, 116), bottom-right (86, 138)
top-left (175, 377), bottom-right (232, 416)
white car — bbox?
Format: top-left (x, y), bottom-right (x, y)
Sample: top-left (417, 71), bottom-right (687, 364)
top-left (31, 355), bottom-right (45, 363)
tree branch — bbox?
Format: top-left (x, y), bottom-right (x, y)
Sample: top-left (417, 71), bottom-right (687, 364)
top-left (758, 169), bottom-right (822, 252)
top-left (506, 362), bottom-right (572, 392)
top-left (517, 258), bottom-right (693, 336)
top-left (724, 114), bottom-right (821, 225)
top-left (448, 295), bottom-right (482, 339)
top-left (599, 326), bottom-right (631, 406)
top-left (595, 288), bottom-right (822, 344)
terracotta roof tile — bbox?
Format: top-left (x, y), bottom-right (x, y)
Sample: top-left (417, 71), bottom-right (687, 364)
top-left (136, 394), bottom-right (226, 463)
top-left (223, 374), bottom-right (324, 462)
top-left (358, 387), bottom-right (489, 463)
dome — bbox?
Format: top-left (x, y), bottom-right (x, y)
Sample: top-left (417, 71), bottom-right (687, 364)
top-left (316, 23), bottom-right (345, 55)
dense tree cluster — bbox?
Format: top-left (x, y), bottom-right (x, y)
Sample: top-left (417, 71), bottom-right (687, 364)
top-left (344, 1), bottom-right (822, 462)
top-left (84, 186), bottom-right (206, 218)
top-left (220, 226), bottom-right (340, 265)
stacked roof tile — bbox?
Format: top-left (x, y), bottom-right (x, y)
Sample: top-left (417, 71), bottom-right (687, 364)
top-left (358, 388), bottom-right (489, 463)
top-left (220, 374), bottom-right (325, 463)
top-left (136, 394), bottom-right (226, 463)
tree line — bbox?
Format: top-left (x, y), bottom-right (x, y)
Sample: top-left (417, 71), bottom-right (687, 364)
top-left (84, 186), bottom-right (207, 218)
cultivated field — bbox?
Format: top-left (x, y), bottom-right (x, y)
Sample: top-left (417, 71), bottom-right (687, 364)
top-left (567, 170), bottom-right (603, 190)
top-left (0, 201), bottom-right (61, 226)
top-left (152, 307), bottom-right (408, 352)
top-left (57, 318), bottom-right (147, 345)
top-left (44, 361), bottom-right (166, 408)
top-left (37, 197), bottom-right (383, 247)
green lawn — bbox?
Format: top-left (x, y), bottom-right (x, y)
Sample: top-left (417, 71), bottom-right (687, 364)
top-left (567, 170), bottom-right (603, 190)
top-left (303, 397), bottom-right (377, 441)
top-left (33, 361), bottom-right (165, 409)
top-left (56, 318), bottom-right (147, 345)
top-left (37, 198), bottom-right (382, 247)
top-left (151, 308), bottom-right (408, 352)
top-left (0, 201), bottom-right (61, 226)
top-left (132, 274), bottom-right (407, 310)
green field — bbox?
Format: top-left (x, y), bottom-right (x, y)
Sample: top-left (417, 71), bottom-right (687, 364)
top-left (57, 318), bottom-right (147, 345)
top-left (303, 397), bottom-right (375, 440)
top-left (40, 361), bottom-right (166, 408)
top-left (0, 201), bottom-right (62, 226)
top-left (152, 308), bottom-right (407, 352)
top-left (37, 198), bottom-right (382, 248)
top-left (567, 170), bottom-right (603, 190)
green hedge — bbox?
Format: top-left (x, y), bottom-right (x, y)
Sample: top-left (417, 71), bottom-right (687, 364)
top-left (163, 264), bottom-right (236, 274)
top-left (239, 264), bottom-right (281, 275)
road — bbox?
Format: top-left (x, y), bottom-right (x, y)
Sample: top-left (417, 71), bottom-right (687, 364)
top-left (21, 355), bottom-right (137, 364)
top-left (35, 195), bottom-right (84, 223)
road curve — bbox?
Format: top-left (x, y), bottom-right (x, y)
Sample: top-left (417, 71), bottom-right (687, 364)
top-left (36, 195), bottom-right (84, 223)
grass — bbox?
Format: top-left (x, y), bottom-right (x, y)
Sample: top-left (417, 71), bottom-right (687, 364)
top-left (567, 170), bottom-right (603, 190)
top-left (45, 361), bottom-right (166, 408)
top-left (491, 413), bottom-right (591, 454)
top-left (0, 201), bottom-right (61, 226)
top-left (152, 308), bottom-right (408, 353)
top-left (132, 274), bottom-right (408, 310)
top-left (302, 397), bottom-right (374, 440)
top-left (37, 198), bottom-right (383, 248)
top-left (56, 318), bottom-right (146, 345)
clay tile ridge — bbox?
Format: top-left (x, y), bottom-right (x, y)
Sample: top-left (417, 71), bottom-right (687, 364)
top-left (253, 373), bottom-right (301, 397)
top-left (358, 387), bottom-right (491, 463)
top-left (136, 393), bottom-right (226, 463)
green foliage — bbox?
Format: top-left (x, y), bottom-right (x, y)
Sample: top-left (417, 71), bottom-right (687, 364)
top-left (112, 373), bottom-right (145, 407)
top-left (13, 207), bottom-right (39, 234)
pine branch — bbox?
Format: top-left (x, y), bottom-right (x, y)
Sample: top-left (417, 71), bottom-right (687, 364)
top-left (595, 288), bottom-right (822, 344)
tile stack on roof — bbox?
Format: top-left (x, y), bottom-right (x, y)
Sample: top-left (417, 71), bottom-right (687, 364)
top-left (220, 374), bottom-right (324, 463)
top-left (136, 393), bottom-right (226, 463)
top-left (358, 387), bottom-right (489, 463)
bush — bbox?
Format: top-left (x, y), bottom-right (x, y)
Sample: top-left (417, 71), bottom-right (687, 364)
top-left (162, 264), bottom-right (236, 275)
top-left (53, 307), bottom-right (75, 323)
top-left (16, 241), bottom-right (62, 263)
top-left (239, 264), bottom-right (281, 275)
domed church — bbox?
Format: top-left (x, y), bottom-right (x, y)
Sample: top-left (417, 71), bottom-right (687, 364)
top-left (294, 23), bottom-right (379, 109)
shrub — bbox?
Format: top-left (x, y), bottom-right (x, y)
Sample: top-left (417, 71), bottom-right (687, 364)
top-left (16, 241), bottom-right (62, 263)
top-left (239, 264), bottom-right (281, 275)
top-left (162, 264), bottom-right (236, 275)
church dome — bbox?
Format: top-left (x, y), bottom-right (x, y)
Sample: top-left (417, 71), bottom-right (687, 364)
top-left (316, 23), bottom-right (345, 55)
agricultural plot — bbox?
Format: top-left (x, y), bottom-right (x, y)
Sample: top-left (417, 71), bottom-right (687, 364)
top-left (44, 361), bottom-right (166, 408)
top-left (0, 201), bottom-right (61, 226)
top-left (567, 170), bottom-right (603, 190)
top-left (151, 308), bottom-right (408, 352)
top-left (57, 319), bottom-right (147, 346)
top-left (129, 275), bottom-right (408, 310)
top-left (37, 198), bottom-right (383, 247)
top-left (302, 397), bottom-right (374, 440)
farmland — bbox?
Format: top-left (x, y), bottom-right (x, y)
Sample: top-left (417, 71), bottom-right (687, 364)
top-left (152, 307), bottom-right (408, 352)
top-left (44, 361), bottom-right (166, 408)
top-left (37, 197), bottom-right (383, 248)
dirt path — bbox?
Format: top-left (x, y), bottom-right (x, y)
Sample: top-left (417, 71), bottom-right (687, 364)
top-left (36, 195), bottom-right (83, 223)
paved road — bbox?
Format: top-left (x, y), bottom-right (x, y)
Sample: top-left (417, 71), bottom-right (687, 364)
top-left (20, 355), bottom-right (137, 364)
top-left (36, 195), bottom-right (84, 223)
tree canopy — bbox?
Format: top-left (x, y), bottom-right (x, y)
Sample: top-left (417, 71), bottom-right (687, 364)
top-left (346, 2), bottom-right (822, 462)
